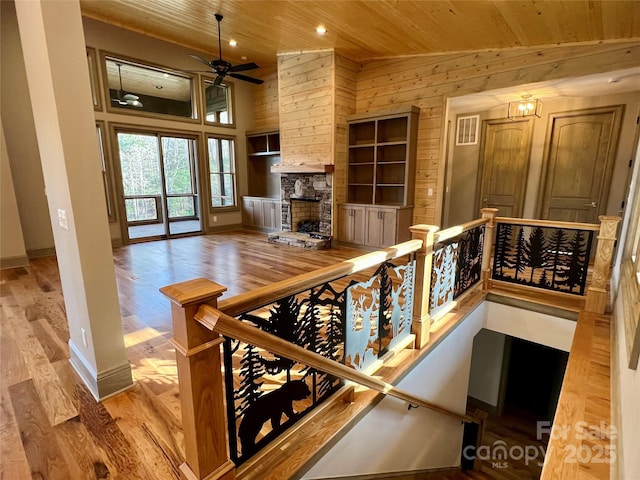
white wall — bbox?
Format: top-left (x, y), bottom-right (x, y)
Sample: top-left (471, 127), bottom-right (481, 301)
top-left (467, 328), bottom-right (505, 408)
top-left (611, 131), bottom-right (640, 480)
top-left (484, 302), bottom-right (575, 353)
top-left (302, 303), bottom-right (486, 479)
top-left (0, 118), bottom-right (28, 267)
top-left (0, 0), bottom-right (55, 254)
top-left (446, 91), bottom-right (640, 227)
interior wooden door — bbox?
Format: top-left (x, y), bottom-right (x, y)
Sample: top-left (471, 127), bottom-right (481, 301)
top-left (477, 118), bottom-right (532, 217)
top-left (538, 106), bottom-right (623, 223)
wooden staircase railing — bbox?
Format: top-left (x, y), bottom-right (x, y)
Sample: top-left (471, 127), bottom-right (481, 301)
top-left (197, 304), bottom-right (475, 424)
top-left (159, 210), bottom-right (621, 480)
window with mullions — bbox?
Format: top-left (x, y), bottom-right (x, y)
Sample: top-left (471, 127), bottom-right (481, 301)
top-left (207, 136), bottom-right (237, 208)
top-left (96, 122), bottom-right (116, 222)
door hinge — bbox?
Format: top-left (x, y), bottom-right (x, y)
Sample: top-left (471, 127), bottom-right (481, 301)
top-left (621, 200), bottom-right (625, 209)
top-left (630, 159), bottom-right (634, 168)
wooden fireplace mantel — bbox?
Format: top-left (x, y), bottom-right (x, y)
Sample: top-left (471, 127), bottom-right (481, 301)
top-left (271, 163), bottom-right (335, 174)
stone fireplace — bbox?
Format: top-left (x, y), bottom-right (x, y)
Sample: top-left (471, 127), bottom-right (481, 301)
top-left (268, 172), bottom-right (333, 249)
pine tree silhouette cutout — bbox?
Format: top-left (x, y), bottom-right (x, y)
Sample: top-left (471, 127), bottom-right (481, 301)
top-left (493, 223), bottom-right (513, 279)
top-left (548, 229), bottom-right (569, 288)
top-left (538, 269), bottom-right (550, 287)
top-left (317, 305), bottom-right (343, 397)
top-left (263, 295), bottom-right (301, 380)
top-left (236, 343), bottom-right (266, 416)
top-left (455, 236), bottom-right (469, 296)
top-left (513, 228), bottom-right (527, 281)
top-left (525, 226), bottom-right (547, 283)
top-left (559, 230), bottom-right (587, 293)
top-left (377, 262), bottom-right (393, 353)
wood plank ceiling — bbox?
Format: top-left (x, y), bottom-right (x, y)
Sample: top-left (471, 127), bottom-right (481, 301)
top-left (80, 0), bottom-right (640, 67)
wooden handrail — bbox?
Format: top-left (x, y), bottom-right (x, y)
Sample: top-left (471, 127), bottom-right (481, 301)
top-left (218, 239), bottom-right (423, 316)
top-left (495, 216), bottom-right (600, 231)
top-left (195, 303), bottom-right (476, 424)
top-left (434, 217), bottom-right (489, 244)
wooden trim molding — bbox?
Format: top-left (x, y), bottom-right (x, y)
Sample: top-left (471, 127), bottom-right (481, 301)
top-left (0, 255), bottom-right (29, 270)
top-left (270, 163), bottom-right (335, 173)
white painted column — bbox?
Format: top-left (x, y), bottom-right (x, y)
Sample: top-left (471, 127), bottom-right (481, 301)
top-left (14, 0), bottom-right (132, 400)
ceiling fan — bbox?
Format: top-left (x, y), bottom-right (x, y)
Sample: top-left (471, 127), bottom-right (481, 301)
top-left (111, 63), bottom-right (143, 107)
top-left (189, 13), bottom-right (263, 86)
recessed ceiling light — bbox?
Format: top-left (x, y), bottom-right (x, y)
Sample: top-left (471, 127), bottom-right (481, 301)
top-left (163, 73), bottom-right (170, 78)
top-left (241, 56), bottom-right (247, 60)
top-left (608, 77), bottom-right (621, 83)
top-left (316, 25), bottom-right (327, 34)
top-left (156, 85), bottom-right (163, 89)
top-left (229, 39), bottom-right (237, 47)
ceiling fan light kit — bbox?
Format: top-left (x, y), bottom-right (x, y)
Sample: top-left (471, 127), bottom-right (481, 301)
top-left (111, 62), bottom-right (143, 107)
top-left (188, 13), bottom-right (263, 85)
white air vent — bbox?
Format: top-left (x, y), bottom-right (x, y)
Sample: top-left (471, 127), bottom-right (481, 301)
top-left (456, 115), bottom-right (479, 146)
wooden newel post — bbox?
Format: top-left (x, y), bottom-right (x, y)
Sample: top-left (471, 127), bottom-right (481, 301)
top-left (480, 208), bottom-right (499, 290)
top-left (585, 216), bottom-right (622, 314)
top-left (160, 278), bottom-right (236, 480)
top-left (410, 224), bottom-right (440, 348)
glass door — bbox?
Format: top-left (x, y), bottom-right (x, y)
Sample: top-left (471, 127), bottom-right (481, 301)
top-left (161, 136), bottom-right (200, 236)
top-left (116, 131), bottom-right (201, 242)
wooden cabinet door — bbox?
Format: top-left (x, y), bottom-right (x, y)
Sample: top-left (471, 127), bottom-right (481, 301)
top-left (366, 207), bottom-right (397, 247)
top-left (261, 200), bottom-right (281, 231)
top-left (379, 208), bottom-right (398, 247)
top-left (338, 205), bottom-right (365, 244)
top-left (262, 200), bottom-right (275, 230)
top-left (242, 198), bottom-right (262, 227)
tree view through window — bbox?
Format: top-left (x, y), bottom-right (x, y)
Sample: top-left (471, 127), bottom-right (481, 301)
top-left (117, 132), bottom-right (198, 223)
top-left (208, 136), bottom-right (236, 208)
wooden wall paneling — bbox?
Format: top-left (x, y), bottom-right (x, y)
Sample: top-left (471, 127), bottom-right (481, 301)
top-left (278, 51), bottom-right (335, 166)
top-left (253, 67), bottom-right (279, 130)
top-left (333, 54), bottom-right (359, 209)
top-left (355, 41), bottom-right (640, 224)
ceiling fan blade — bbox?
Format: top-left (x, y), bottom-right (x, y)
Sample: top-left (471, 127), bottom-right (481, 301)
top-left (229, 73), bottom-right (264, 85)
top-left (214, 75), bottom-right (225, 86)
top-left (229, 62), bottom-right (259, 73)
top-left (189, 54), bottom-right (213, 67)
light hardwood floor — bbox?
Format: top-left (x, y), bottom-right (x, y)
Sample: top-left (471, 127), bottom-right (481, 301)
top-left (0, 230), bottom-right (365, 480)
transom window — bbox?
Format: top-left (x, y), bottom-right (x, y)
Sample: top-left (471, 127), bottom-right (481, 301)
top-left (104, 55), bottom-right (195, 119)
top-left (203, 79), bottom-right (233, 126)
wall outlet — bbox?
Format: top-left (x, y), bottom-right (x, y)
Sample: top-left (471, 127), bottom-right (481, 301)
top-left (427, 188), bottom-right (434, 196)
top-left (81, 328), bottom-right (88, 348)
top-left (213, 216), bottom-right (218, 223)
top-left (57, 208), bottom-right (69, 230)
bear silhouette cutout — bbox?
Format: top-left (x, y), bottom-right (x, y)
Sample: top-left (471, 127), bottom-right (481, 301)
top-left (238, 380), bottom-right (311, 456)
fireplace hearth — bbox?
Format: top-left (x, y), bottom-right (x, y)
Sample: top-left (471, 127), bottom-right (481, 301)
top-left (267, 172), bottom-right (333, 249)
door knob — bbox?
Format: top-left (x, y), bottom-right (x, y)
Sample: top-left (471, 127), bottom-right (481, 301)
top-left (483, 198), bottom-right (488, 203)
